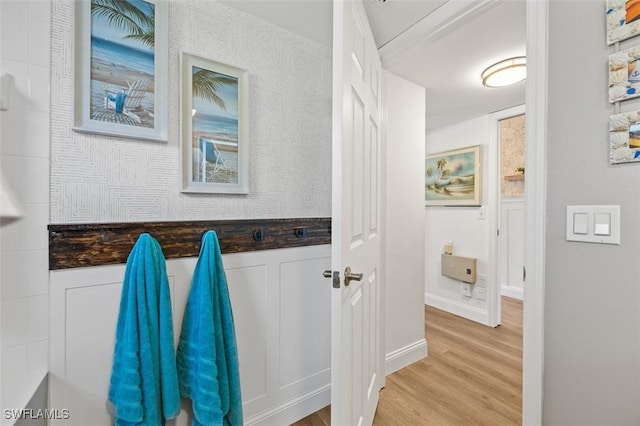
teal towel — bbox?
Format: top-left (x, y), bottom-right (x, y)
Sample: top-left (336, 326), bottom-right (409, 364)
top-left (177, 231), bottom-right (243, 426)
top-left (108, 233), bottom-right (180, 425)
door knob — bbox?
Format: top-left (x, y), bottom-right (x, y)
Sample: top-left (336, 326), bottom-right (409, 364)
top-left (344, 266), bottom-right (363, 286)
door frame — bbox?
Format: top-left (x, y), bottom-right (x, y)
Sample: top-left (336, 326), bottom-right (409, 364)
top-left (378, 0), bottom-right (548, 424)
top-left (487, 103), bottom-right (526, 329)
top-left (521, 1), bottom-right (547, 423)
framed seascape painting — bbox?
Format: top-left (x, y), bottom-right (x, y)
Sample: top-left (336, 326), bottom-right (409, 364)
top-left (607, 0), bottom-right (640, 45)
top-left (425, 145), bottom-right (481, 206)
top-left (181, 53), bottom-right (249, 194)
top-left (73, 0), bottom-right (168, 142)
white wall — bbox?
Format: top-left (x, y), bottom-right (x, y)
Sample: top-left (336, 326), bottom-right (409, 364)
top-left (424, 115), bottom-right (492, 324)
top-left (50, 0), bottom-right (332, 223)
top-left (544, 0), bottom-right (640, 423)
top-left (382, 71), bottom-right (427, 374)
top-left (0, 1), bottom-right (51, 421)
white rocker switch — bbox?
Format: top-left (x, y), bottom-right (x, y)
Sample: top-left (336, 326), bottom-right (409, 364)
top-left (573, 212), bottom-right (588, 235)
top-left (594, 213), bottom-right (611, 236)
top-left (567, 205), bottom-right (620, 245)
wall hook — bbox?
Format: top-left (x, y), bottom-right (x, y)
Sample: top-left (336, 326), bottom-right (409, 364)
top-left (253, 228), bottom-right (265, 242)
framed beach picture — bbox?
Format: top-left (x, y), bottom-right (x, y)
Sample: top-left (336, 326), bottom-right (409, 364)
top-left (425, 145), bottom-right (481, 206)
top-left (73, 0), bottom-right (168, 142)
top-left (609, 110), bottom-right (640, 164)
top-left (609, 45), bottom-right (640, 102)
top-left (607, 0), bottom-right (640, 45)
top-left (180, 53), bottom-right (249, 194)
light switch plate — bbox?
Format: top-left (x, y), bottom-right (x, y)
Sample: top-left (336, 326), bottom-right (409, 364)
top-left (566, 205), bottom-right (620, 245)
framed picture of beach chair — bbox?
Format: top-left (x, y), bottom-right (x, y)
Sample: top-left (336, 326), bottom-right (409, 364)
top-left (425, 145), bottom-right (481, 206)
top-left (73, 0), bottom-right (168, 142)
top-left (180, 53), bottom-right (249, 194)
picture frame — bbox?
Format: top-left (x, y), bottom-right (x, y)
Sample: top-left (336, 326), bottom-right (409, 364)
top-left (73, 0), bottom-right (168, 142)
top-left (609, 45), bottom-right (640, 102)
top-left (181, 53), bottom-right (249, 194)
top-left (606, 0), bottom-right (640, 45)
top-left (425, 145), bottom-right (481, 206)
top-left (609, 110), bottom-right (640, 164)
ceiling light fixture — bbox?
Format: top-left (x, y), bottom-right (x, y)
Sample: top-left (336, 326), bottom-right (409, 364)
top-left (481, 56), bottom-right (526, 88)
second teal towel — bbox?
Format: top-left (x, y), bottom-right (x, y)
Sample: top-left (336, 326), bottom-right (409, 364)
top-left (177, 230), bottom-right (243, 426)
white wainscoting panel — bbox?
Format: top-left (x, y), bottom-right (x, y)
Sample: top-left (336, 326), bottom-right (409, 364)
top-left (50, 245), bottom-right (331, 425)
top-left (278, 258), bottom-right (331, 392)
top-left (500, 199), bottom-right (524, 300)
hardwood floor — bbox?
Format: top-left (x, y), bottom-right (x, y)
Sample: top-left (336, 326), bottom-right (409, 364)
top-left (292, 297), bottom-right (523, 426)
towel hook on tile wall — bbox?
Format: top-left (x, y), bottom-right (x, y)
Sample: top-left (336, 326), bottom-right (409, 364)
top-left (253, 228), bottom-right (265, 242)
top-left (294, 227), bottom-right (307, 238)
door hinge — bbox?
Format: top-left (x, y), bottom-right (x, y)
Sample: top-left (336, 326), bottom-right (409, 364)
top-left (497, 229), bottom-right (500, 236)
top-left (523, 265), bottom-right (526, 282)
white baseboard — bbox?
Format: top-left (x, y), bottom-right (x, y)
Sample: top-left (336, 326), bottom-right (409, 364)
top-left (501, 285), bottom-right (524, 300)
top-left (245, 384), bottom-right (330, 426)
top-left (425, 292), bottom-right (489, 325)
top-left (385, 339), bottom-right (428, 376)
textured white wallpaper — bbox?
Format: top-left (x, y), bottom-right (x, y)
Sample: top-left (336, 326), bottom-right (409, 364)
top-left (50, 0), bottom-right (332, 223)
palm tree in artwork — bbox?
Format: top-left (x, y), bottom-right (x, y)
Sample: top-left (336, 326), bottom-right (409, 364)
top-left (192, 68), bottom-right (237, 110)
top-left (426, 167), bottom-right (433, 178)
top-left (91, 0), bottom-right (155, 47)
top-left (436, 158), bottom-right (447, 177)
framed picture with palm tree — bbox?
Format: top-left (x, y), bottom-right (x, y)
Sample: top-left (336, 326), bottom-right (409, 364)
top-left (73, 0), bottom-right (168, 142)
top-left (425, 145), bottom-right (481, 206)
top-left (180, 53), bottom-right (249, 194)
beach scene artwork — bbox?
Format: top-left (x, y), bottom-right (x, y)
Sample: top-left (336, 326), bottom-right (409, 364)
top-left (609, 110), bottom-right (640, 164)
top-left (607, 0), bottom-right (640, 44)
top-left (425, 145), bottom-right (481, 206)
top-left (190, 66), bottom-right (239, 185)
top-left (89, 0), bottom-right (156, 128)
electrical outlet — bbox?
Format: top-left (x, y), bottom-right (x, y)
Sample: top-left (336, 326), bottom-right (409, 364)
top-left (462, 283), bottom-right (472, 297)
top-left (477, 274), bottom-right (487, 287)
top-left (476, 286), bottom-right (486, 301)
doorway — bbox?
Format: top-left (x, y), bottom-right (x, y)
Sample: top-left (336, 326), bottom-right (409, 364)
top-left (381, 1), bottom-right (547, 423)
top-left (489, 104), bottom-right (526, 328)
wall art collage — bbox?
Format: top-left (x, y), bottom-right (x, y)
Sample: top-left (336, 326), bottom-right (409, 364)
top-left (607, 0), bottom-right (640, 164)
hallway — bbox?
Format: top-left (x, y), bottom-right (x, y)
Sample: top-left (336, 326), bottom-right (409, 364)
top-left (294, 297), bottom-right (523, 425)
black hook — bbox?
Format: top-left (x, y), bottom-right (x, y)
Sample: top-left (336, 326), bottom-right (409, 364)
top-left (294, 227), bottom-right (307, 238)
top-left (253, 228), bottom-right (265, 242)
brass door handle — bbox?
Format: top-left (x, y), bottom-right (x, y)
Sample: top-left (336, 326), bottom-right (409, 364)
top-left (344, 266), bottom-right (363, 286)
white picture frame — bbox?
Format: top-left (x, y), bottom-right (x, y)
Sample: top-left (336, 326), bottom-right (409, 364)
top-left (73, 0), bottom-right (168, 142)
top-left (180, 53), bottom-right (249, 194)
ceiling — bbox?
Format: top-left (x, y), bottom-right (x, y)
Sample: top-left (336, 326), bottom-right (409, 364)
top-left (219, 0), bottom-right (526, 130)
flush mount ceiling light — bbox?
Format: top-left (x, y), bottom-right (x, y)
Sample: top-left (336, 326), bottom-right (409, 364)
top-left (481, 56), bottom-right (526, 88)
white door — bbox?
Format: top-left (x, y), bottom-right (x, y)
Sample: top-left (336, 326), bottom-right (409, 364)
top-left (330, 0), bottom-right (383, 425)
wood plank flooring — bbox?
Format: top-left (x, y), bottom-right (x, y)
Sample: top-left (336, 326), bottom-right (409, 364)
top-left (292, 297), bottom-right (523, 426)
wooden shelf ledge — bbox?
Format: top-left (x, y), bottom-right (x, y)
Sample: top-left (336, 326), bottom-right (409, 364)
top-left (504, 174), bottom-right (525, 181)
top-left (48, 217), bottom-right (331, 270)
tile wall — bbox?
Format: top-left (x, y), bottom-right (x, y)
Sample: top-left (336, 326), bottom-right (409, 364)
top-left (0, 0), bottom-right (51, 419)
